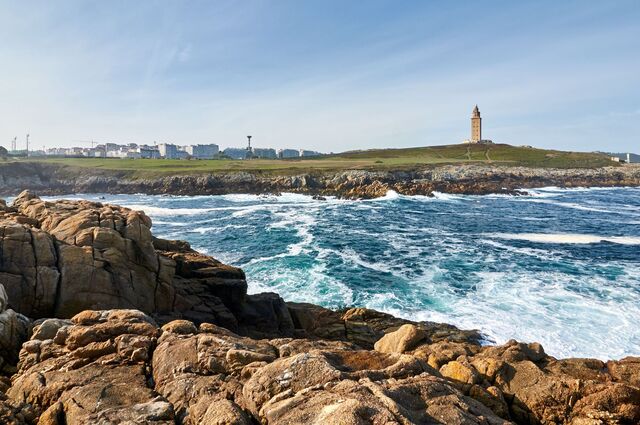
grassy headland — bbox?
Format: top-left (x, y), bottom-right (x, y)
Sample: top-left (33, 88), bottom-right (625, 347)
top-left (13, 143), bottom-right (615, 178)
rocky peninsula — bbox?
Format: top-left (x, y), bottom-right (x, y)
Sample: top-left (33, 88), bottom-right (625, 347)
top-left (0, 191), bottom-right (638, 424)
top-left (1, 161), bottom-right (639, 198)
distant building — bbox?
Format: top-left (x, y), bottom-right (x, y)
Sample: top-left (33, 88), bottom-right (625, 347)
top-left (158, 143), bottom-right (178, 159)
top-left (223, 148), bottom-right (249, 159)
top-left (471, 105), bottom-right (481, 142)
top-left (278, 149), bottom-right (300, 159)
top-left (46, 148), bottom-right (66, 156)
top-left (105, 143), bottom-right (119, 152)
top-left (252, 147), bottom-right (277, 159)
top-left (185, 144), bottom-right (219, 159)
top-left (463, 105), bottom-right (493, 144)
top-left (175, 150), bottom-right (189, 160)
top-left (66, 147), bottom-right (84, 156)
top-left (299, 149), bottom-right (321, 157)
top-left (137, 147), bottom-right (161, 159)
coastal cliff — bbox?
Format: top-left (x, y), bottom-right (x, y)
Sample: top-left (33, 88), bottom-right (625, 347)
top-left (0, 192), bottom-right (638, 424)
top-left (1, 161), bottom-right (640, 198)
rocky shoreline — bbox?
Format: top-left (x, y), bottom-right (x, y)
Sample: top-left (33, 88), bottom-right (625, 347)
top-left (1, 161), bottom-right (640, 198)
top-left (0, 191), bottom-right (638, 424)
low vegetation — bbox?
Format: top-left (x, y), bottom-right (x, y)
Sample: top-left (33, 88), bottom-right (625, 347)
top-left (14, 144), bottom-right (616, 176)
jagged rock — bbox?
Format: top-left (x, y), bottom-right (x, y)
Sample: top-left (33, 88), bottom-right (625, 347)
top-left (608, 357), bottom-right (640, 388)
top-left (0, 193), bottom-right (297, 339)
top-left (0, 399), bottom-right (35, 425)
top-left (287, 302), bottom-right (347, 340)
top-left (7, 309), bottom-right (173, 424)
top-left (4, 161), bottom-right (638, 199)
top-left (2, 309), bottom-right (639, 424)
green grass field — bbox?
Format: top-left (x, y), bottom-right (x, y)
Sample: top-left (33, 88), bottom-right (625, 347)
top-left (15, 143), bottom-right (616, 176)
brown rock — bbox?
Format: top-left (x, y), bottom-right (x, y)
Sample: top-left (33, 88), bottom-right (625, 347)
top-left (374, 323), bottom-right (426, 354)
top-left (608, 357), bottom-right (640, 388)
top-left (440, 359), bottom-right (481, 385)
top-left (195, 399), bottom-right (252, 425)
top-left (161, 320), bottom-right (198, 335)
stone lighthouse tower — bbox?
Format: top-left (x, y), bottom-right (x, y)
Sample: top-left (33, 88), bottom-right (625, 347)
top-left (471, 105), bottom-right (481, 143)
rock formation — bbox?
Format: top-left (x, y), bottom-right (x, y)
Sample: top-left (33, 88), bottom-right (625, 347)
top-left (0, 191), bottom-right (290, 338)
top-left (0, 193), bottom-right (638, 424)
top-left (1, 161), bottom-right (640, 199)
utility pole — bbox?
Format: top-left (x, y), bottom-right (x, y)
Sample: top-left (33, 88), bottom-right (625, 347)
top-left (26, 134), bottom-right (30, 157)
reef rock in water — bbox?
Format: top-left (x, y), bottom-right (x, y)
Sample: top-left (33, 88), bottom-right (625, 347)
top-left (0, 191), bottom-right (638, 424)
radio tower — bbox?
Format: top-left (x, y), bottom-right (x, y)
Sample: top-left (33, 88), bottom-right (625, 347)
top-left (11, 137), bottom-right (17, 152)
top-left (26, 134), bottom-right (30, 157)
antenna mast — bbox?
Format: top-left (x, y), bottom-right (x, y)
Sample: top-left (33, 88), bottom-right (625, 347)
top-left (26, 134), bottom-right (30, 157)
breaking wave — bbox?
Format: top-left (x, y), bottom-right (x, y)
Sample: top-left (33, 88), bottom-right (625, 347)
top-left (45, 187), bottom-right (640, 360)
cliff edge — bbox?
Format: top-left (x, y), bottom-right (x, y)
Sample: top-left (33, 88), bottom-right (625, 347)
top-left (1, 161), bottom-right (640, 198)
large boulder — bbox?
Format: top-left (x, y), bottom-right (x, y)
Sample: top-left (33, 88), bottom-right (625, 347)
top-left (0, 193), bottom-right (292, 339)
top-left (374, 323), bottom-right (427, 354)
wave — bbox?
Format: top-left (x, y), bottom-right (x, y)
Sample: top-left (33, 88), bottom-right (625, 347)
top-left (532, 186), bottom-right (635, 193)
top-left (488, 233), bottom-right (640, 245)
top-left (190, 224), bottom-right (250, 234)
top-left (121, 205), bottom-right (222, 216)
top-left (522, 198), bottom-right (614, 213)
top-left (431, 191), bottom-right (464, 201)
top-left (365, 190), bottom-right (400, 201)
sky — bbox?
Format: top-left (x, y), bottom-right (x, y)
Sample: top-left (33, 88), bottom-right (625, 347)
top-left (1, 0), bottom-right (639, 153)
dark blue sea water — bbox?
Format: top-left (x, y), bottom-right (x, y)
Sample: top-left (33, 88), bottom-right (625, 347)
top-left (44, 187), bottom-right (640, 359)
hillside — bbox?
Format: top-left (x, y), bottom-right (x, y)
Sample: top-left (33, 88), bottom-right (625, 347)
top-left (9, 143), bottom-right (616, 178)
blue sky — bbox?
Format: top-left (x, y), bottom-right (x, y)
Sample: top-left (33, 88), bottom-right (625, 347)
top-left (1, 1), bottom-right (638, 153)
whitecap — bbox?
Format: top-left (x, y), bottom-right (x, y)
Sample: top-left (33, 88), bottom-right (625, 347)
top-left (366, 190), bottom-right (400, 201)
top-left (121, 205), bottom-right (221, 216)
top-left (488, 233), bottom-right (640, 245)
top-left (431, 191), bottom-right (464, 201)
top-left (521, 198), bottom-right (614, 213)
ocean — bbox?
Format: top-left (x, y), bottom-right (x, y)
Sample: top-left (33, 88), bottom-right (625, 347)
top-left (43, 187), bottom-right (640, 360)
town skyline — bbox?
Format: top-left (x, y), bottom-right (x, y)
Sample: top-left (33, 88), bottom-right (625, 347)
top-left (1, 1), bottom-right (639, 152)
